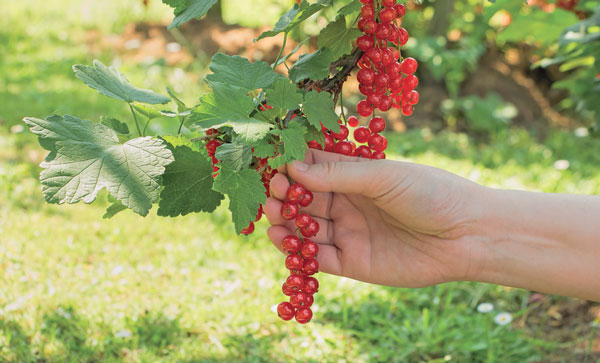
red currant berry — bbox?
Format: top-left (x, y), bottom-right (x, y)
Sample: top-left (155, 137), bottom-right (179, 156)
top-left (368, 133), bottom-right (388, 152)
top-left (281, 201), bottom-right (299, 220)
top-left (359, 84), bottom-right (374, 96)
top-left (290, 291), bottom-right (309, 308)
top-left (295, 307), bottom-right (313, 324)
top-left (357, 100), bottom-right (373, 117)
top-left (205, 128), bottom-right (217, 136)
top-left (301, 219), bottom-right (320, 238)
top-left (402, 103), bottom-right (414, 116)
top-left (282, 282), bottom-right (295, 296)
top-left (380, 7), bottom-right (396, 23)
top-left (285, 254), bottom-right (304, 270)
top-left (381, 48), bottom-right (394, 66)
top-left (240, 221), bottom-right (254, 235)
top-left (348, 116), bottom-right (359, 127)
top-left (331, 125), bottom-right (349, 141)
top-left (354, 126), bottom-right (371, 143)
top-left (255, 205), bottom-right (263, 222)
top-left (354, 145), bottom-right (373, 158)
top-left (366, 93), bottom-right (382, 108)
top-left (295, 213), bottom-right (312, 229)
top-left (277, 302), bottom-right (295, 321)
top-left (303, 277), bottom-right (319, 294)
top-left (282, 235), bottom-right (302, 254)
top-left (369, 116), bottom-right (386, 133)
top-left (375, 23), bottom-right (391, 40)
top-left (389, 76), bottom-right (403, 91)
top-left (403, 74), bottom-right (419, 91)
top-left (307, 140), bottom-right (322, 150)
top-left (286, 274), bottom-right (304, 291)
top-left (367, 48), bottom-right (383, 64)
top-left (304, 294), bottom-right (314, 308)
top-left (324, 134), bottom-right (335, 152)
top-left (372, 151), bottom-right (386, 159)
top-left (360, 4), bottom-right (375, 19)
top-left (287, 184), bottom-right (306, 202)
top-left (357, 68), bottom-right (375, 85)
top-left (205, 139), bottom-right (222, 156)
top-left (298, 191), bottom-right (313, 207)
top-left (357, 35), bottom-right (374, 51)
top-left (406, 90), bottom-right (419, 105)
top-left (398, 27), bottom-right (409, 45)
top-left (401, 57), bottom-right (418, 74)
top-left (393, 4), bottom-right (406, 17)
top-left (382, 0), bottom-right (396, 6)
top-left (375, 73), bottom-right (390, 89)
top-left (334, 141), bottom-right (353, 155)
top-left (378, 95), bottom-right (393, 111)
top-left (301, 240), bottom-right (319, 259)
top-left (362, 18), bottom-right (377, 34)
top-left (302, 258), bottom-right (319, 275)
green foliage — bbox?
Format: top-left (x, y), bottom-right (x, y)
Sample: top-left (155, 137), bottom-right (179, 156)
top-left (288, 48), bottom-right (334, 82)
top-left (302, 90), bottom-right (341, 132)
top-left (265, 78), bottom-right (303, 111)
top-left (206, 53), bottom-right (283, 90)
top-left (442, 93), bottom-right (518, 133)
top-left (213, 165), bottom-right (267, 233)
top-left (23, 115), bottom-right (174, 216)
top-left (158, 135), bottom-right (224, 217)
top-left (256, 0), bottom-right (331, 40)
top-left (268, 122), bottom-right (308, 168)
top-left (317, 16), bottom-right (362, 62)
top-left (165, 0), bottom-right (218, 29)
top-left (73, 60), bottom-right (171, 104)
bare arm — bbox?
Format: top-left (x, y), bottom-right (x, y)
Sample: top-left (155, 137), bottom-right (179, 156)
top-left (264, 149), bottom-right (600, 301)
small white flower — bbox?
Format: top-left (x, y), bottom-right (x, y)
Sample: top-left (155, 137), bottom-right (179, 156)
top-left (494, 312), bottom-right (513, 326)
top-left (554, 160), bottom-right (570, 170)
top-left (477, 303), bottom-right (494, 314)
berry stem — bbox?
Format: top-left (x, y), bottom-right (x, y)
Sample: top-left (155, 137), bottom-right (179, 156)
top-left (272, 31), bottom-right (288, 70)
top-left (128, 103), bottom-right (143, 137)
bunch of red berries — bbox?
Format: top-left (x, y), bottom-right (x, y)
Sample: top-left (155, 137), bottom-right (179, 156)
top-left (307, 115), bottom-right (388, 159)
top-left (356, 0), bottom-right (419, 118)
top-left (276, 183), bottom-right (319, 324)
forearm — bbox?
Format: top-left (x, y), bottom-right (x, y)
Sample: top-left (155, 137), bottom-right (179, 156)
top-left (471, 187), bottom-right (600, 301)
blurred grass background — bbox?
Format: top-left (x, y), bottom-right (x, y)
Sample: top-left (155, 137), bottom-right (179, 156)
top-left (1, 0), bottom-right (599, 361)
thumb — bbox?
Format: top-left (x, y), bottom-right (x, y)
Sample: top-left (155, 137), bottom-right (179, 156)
top-left (287, 159), bottom-right (389, 197)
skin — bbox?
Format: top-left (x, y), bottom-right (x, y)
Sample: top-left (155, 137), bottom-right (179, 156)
top-left (264, 149), bottom-right (600, 302)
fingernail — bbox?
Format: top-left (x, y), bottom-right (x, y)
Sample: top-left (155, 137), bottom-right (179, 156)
top-left (290, 160), bottom-right (308, 172)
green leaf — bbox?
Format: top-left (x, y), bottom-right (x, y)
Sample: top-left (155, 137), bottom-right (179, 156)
top-left (214, 140), bottom-right (253, 171)
top-left (302, 90), bottom-right (340, 132)
top-left (213, 165), bottom-right (266, 234)
top-left (206, 53), bottom-right (283, 90)
top-left (133, 104), bottom-right (164, 119)
top-left (268, 122), bottom-right (308, 169)
top-left (275, 37), bottom-right (310, 66)
top-left (73, 60), bottom-right (171, 104)
top-left (318, 16), bottom-right (361, 61)
top-left (23, 115), bottom-right (174, 216)
top-left (100, 117), bottom-right (130, 135)
top-left (189, 83), bottom-right (272, 142)
top-left (167, 87), bottom-right (188, 112)
top-left (337, 1), bottom-right (361, 17)
top-left (265, 78), bottom-right (302, 111)
top-left (256, 0), bottom-right (331, 41)
top-left (103, 195), bottom-right (127, 219)
top-left (168, 0), bottom-right (218, 29)
top-left (289, 48), bottom-right (334, 83)
top-left (157, 135), bottom-right (224, 217)
top-left (252, 141), bottom-right (277, 159)
top-left (162, 0), bottom-right (188, 15)
top-left (296, 116), bottom-right (325, 147)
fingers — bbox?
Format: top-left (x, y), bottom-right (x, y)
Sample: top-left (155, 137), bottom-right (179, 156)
top-left (264, 197), bottom-right (334, 245)
top-left (267, 225), bottom-right (342, 276)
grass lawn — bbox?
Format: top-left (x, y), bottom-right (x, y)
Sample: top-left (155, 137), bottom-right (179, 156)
top-left (1, 1), bottom-right (599, 362)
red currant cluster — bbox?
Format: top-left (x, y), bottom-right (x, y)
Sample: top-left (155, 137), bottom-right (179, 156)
top-left (307, 115), bottom-right (388, 159)
top-left (205, 129), bottom-right (222, 175)
top-left (356, 0), bottom-right (419, 118)
top-left (276, 183), bottom-right (319, 324)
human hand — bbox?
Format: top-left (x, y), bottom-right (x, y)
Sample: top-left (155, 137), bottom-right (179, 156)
top-left (264, 149), bottom-right (487, 288)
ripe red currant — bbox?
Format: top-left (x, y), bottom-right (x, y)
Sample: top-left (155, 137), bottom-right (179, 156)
top-left (240, 222), bottom-right (254, 235)
top-left (324, 134), bottom-right (335, 152)
top-left (403, 74), bottom-right (419, 91)
top-left (402, 103), bottom-right (414, 116)
top-left (401, 57), bottom-right (418, 74)
top-left (357, 35), bottom-right (374, 51)
top-left (353, 126), bottom-right (371, 143)
top-left (375, 23), bottom-right (391, 40)
top-left (378, 95), bottom-right (393, 111)
top-left (277, 302), bottom-right (295, 321)
top-left (394, 4), bottom-right (406, 17)
top-left (304, 294), bottom-right (314, 308)
top-left (354, 145), bottom-right (372, 158)
top-left (281, 201), bottom-right (299, 220)
top-left (286, 274), bottom-right (304, 291)
top-left (357, 68), bottom-right (375, 85)
top-left (372, 151), bottom-right (386, 159)
top-left (282, 282), bottom-right (295, 296)
top-left (369, 116), bottom-right (386, 133)
top-left (348, 116), bottom-right (359, 127)
top-left (300, 240), bottom-right (319, 259)
top-left (334, 141), bottom-right (353, 155)
top-left (282, 235), bottom-right (302, 254)
top-left (406, 90), bottom-right (419, 105)
top-left (298, 191), bottom-right (313, 207)
top-left (295, 307), bottom-right (313, 324)
top-left (303, 276), bottom-right (319, 294)
top-left (383, 0), bottom-right (397, 6)
top-left (357, 100), bottom-right (373, 117)
top-left (332, 125), bottom-right (349, 140)
top-left (205, 139), bottom-right (222, 156)
top-left (295, 213), bottom-right (312, 229)
top-left (300, 219), bottom-right (320, 238)
top-left (287, 184), bottom-right (306, 202)
top-left (285, 254), bottom-right (304, 270)
top-left (360, 4), bottom-right (375, 19)
top-left (368, 133), bottom-right (388, 152)
top-left (302, 258), bottom-right (319, 275)
top-left (290, 291), bottom-right (309, 308)
top-left (380, 7), bottom-right (396, 23)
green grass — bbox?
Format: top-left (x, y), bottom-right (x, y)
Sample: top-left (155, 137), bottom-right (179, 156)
top-left (1, 0), bottom-right (599, 362)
